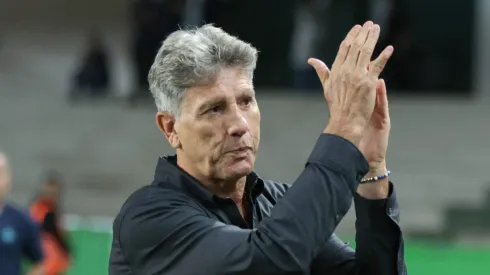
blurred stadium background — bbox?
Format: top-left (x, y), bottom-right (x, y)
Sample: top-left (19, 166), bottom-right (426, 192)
top-left (1, 0), bottom-right (489, 274)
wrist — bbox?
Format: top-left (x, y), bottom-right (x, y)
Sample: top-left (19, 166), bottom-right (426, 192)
top-left (364, 161), bottom-right (387, 179)
top-left (358, 164), bottom-right (390, 199)
top-left (324, 120), bottom-right (365, 147)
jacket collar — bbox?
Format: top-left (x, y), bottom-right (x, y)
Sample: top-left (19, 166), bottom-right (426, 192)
top-left (153, 155), bottom-right (264, 203)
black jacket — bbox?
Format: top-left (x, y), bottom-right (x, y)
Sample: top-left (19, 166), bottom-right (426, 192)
top-left (109, 134), bottom-right (406, 275)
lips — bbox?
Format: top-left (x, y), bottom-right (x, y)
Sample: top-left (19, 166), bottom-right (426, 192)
top-left (228, 147), bottom-right (252, 153)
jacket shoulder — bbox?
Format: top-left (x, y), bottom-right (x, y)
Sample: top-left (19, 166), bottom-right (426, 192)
top-left (117, 183), bottom-right (190, 219)
top-left (261, 179), bottom-right (291, 201)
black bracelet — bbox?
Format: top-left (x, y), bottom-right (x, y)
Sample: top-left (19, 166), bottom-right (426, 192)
top-left (360, 170), bottom-right (391, 183)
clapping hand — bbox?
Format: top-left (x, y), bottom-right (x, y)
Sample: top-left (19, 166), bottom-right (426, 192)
top-left (308, 21), bottom-right (393, 198)
top-left (308, 21), bottom-right (393, 146)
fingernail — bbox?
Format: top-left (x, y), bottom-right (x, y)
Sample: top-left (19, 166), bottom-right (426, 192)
top-left (373, 24), bottom-right (380, 32)
top-left (364, 21), bottom-right (373, 27)
top-left (385, 46), bottom-right (394, 54)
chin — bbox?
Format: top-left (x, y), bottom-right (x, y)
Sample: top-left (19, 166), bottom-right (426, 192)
top-left (222, 156), bottom-right (255, 179)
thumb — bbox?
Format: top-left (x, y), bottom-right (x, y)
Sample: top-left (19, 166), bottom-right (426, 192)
top-left (307, 58), bottom-right (331, 84)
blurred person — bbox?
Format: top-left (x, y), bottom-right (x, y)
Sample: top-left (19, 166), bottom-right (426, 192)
top-left (375, 0), bottom-right (415, 90)
top-left (129, 0), bottom-right (185, 105)
top-left (182, 0), bottom-right (205, 27)
top-left (204, 0), bottom-right (235, 28)
top-left (314, 0), bottom-right (369, 65)
top-left (181, 0), bottom-right (235, 31)
top-left (68, 31), bottom-right (110, 103)
top-left (110, 22), bottom-right (407, 275)
top-left (30, 173), bottom-right (71, 275)
top-left (290, 0), bottom-right (322, 90)
top-left (0, 153), bottom-right (44, 275)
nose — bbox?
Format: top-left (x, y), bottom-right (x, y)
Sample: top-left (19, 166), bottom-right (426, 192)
top-left (227, 108), bottom-right (249, 137)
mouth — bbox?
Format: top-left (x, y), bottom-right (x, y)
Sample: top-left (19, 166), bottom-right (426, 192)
top-left (227, 147), bottom-right (252, 154)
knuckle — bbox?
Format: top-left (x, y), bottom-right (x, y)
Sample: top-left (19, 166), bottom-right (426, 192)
top-left (359, 78), bottom-right (371, 87)
top-left (373, 62), bottom-right (385, 71)
top-left (353, 41), bottom-right (364, 49)
top-left (340, 68), bottom-right (353, 79)
top-left (339, 40), bottom-right (350, 51)
top-left (352, 71), bottom-right (364, 80)
top-left (353, 77), bottom-right (374, 89)
top-left (362, 45), bottom-right (375, 55)
top-left (351, 75), bottom-right (362, 83)
top-left (341, 66), bottom-right (351, 73)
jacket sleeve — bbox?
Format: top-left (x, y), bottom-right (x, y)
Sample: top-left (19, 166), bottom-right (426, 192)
top-left (310, 183), bottom-right (407, 275)
top-left (118, 134), bottom-right (369, 275)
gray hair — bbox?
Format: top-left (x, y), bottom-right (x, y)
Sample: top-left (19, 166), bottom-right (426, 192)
top-left (148, 24), bottom-right (258, 117)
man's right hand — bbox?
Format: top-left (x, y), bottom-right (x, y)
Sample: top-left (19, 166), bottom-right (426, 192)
top-left (308, 21), bottom-right (394, 146)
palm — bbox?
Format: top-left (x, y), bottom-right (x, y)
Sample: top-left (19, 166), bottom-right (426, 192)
top-left (359, 79), bottom-right (390, 164)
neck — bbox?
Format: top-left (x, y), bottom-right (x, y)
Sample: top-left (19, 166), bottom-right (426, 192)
top-left (212, 177), bottom-right (247, 205)
top-left (197, 173), bottom-right (248, 205)
top-left (176, 155), bottom-right (247, 205)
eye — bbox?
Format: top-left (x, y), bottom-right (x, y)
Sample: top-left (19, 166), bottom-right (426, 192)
top-left (240, 96), bottom-right (254, 107)
top-left (208, 105), bottom-right (224, 114)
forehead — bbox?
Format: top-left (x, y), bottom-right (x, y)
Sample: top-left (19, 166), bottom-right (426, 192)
top-left (185, 68), bottom-right (253, 104)
top-left (213, 67), bottom-right (252, 87)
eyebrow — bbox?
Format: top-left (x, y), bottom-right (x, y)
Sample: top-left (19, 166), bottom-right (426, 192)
top-left (196, 88), bottom-right (255, 114)
top-left (241, 88), bottom-right (255, 96)
top-left (197, 97), bottom-right (227, 114)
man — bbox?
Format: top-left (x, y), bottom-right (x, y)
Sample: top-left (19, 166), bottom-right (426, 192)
top-left (110, 22), bottom-right (406, 275)
top-left (0, 153), bottom-right (44, 275)
top-left (30, 173), bottom-right (71, 275)
top-left (69, 31), bottom-right (110, 103)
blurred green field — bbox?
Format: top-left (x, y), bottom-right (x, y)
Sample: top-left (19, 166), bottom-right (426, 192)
top-left (54, 230), bottom-right (490, 275)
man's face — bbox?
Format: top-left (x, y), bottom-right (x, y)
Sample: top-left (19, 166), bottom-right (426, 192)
top-left (0, 155), bottom-right (11, 201)
top-left (167, 67), bottom-right (260, 182)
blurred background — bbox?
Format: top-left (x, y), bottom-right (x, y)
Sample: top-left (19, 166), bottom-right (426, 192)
top-left (1, 0), bottom-right (489, 274)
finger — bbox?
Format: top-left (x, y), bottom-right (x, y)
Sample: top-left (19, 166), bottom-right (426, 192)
top-left (308, 58), bottom-right (331, 83)
top-left (368, 45), bottom-right (394, 80)
top-left (331, 24), bottom-right (362, 72)
top-left (357, 24), bottom-right (380, 70)
top-left (345, 21), bottom-right (373, 68)
top-left (376, 78), bottom-right (389, 112)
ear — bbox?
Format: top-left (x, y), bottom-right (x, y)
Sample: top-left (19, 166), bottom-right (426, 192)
top-left (156, 112), bottom-right (181, 149)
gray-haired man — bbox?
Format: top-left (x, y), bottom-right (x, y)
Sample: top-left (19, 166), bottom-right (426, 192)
top-left (110, 22), bottom-right (406, 275)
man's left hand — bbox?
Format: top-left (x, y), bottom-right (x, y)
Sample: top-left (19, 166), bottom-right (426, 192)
top-left (358, 78), bottom-right (391, 199)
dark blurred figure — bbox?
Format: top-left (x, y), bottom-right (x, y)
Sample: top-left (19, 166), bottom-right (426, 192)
top-left (129, 0), bottom-right (185, 105)
top-left (69, 31), bottom-right (110, 103)
top-left (376, 0), bottom-right (416, 90)
top-left (315, 0), bottom-right (369, 67)
top-left (223, 0), bottom-right (295, 87)
top-left (204, 0), bottom-right (235, 28)
top-left (30, 173), bottom-right (71, 275)
top-left (290, 0), bottom-right (321, 90)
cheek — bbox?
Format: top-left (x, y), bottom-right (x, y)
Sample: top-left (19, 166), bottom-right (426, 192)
top-left (199, 127), bottom-right (217, 144)
top-left (247, 108), bottom-right (261, 136)
top-left (182, 121), bottom-right (222, 150)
